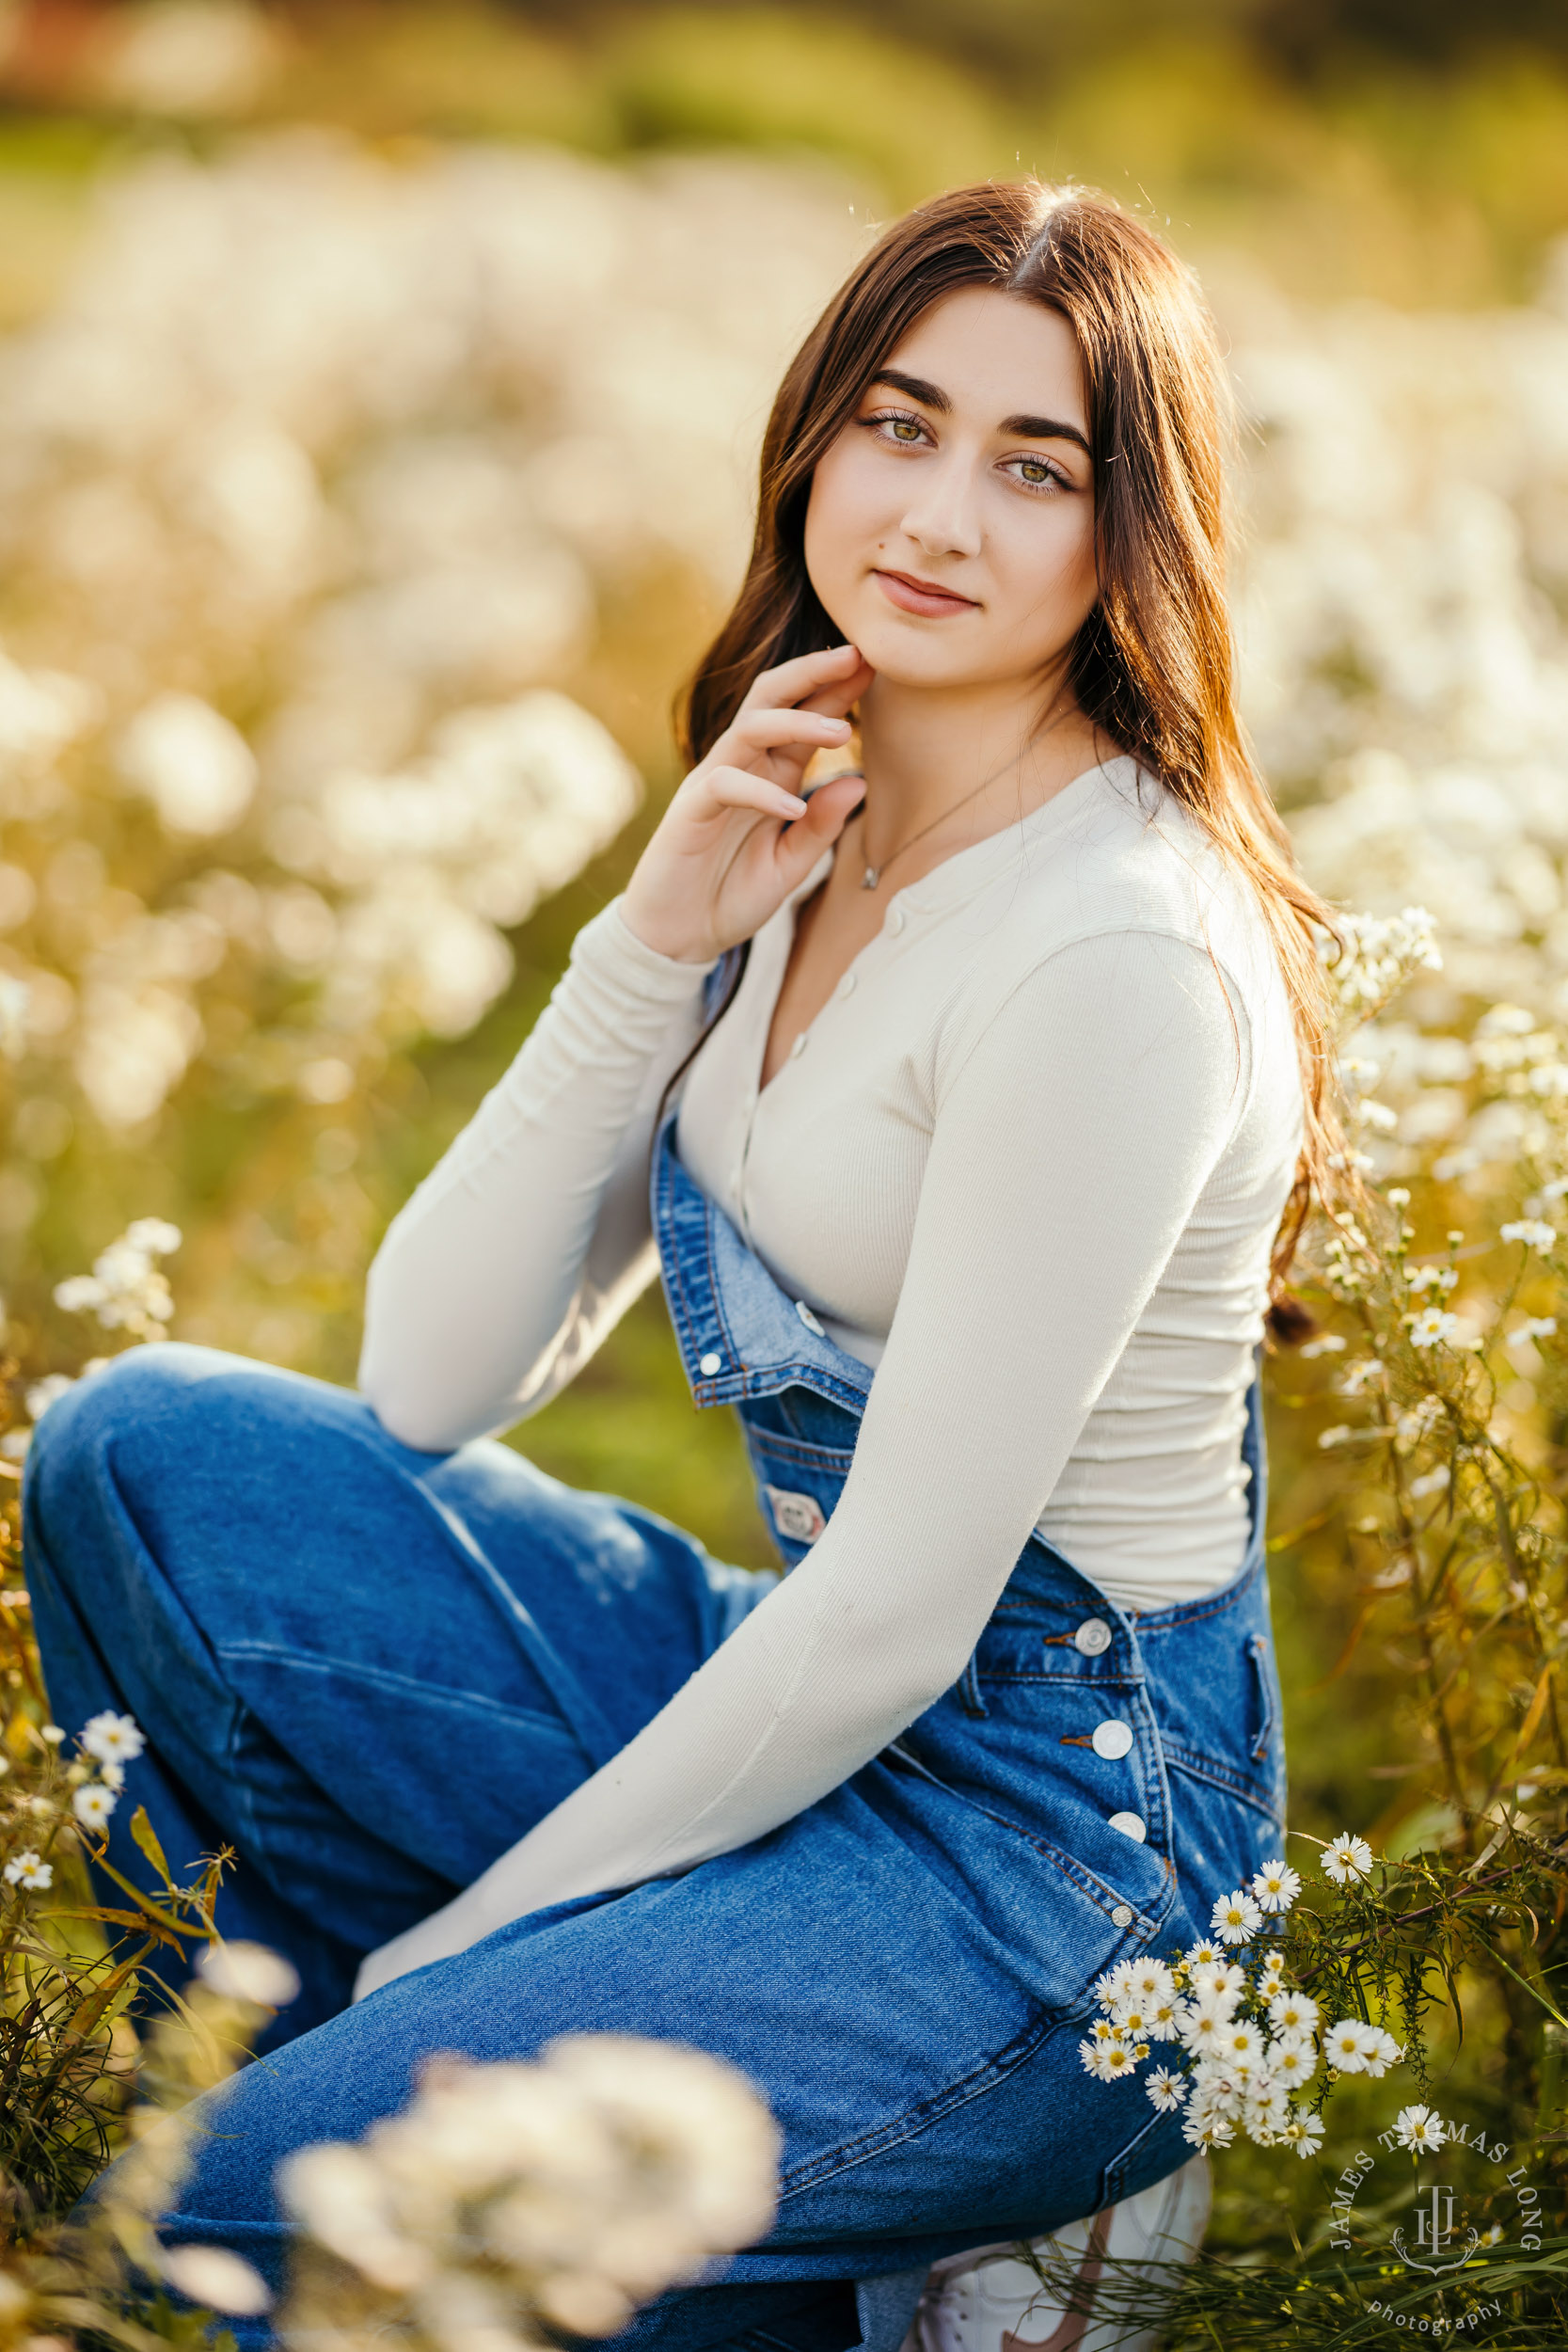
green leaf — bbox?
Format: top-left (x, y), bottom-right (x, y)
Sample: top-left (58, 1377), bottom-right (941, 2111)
top-left (130, 1804), bottom-right (171, 1886)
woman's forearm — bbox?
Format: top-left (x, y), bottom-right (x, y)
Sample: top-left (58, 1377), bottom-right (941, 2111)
top-left (357, 900), bottom-right (713, 1452)
top-left (355, 931), bottom-right (1252, 1999)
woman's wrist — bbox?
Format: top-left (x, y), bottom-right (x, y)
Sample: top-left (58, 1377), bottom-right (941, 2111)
top-left (603, 895), bottom-right (720, 977)
top-left (615, 884), bottom-right (720, 968)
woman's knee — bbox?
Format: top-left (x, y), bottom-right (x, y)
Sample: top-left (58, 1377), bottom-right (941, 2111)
top-left (25, 1343), bottom-right (316, 1549)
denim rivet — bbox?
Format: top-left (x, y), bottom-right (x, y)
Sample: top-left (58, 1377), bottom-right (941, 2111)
top-left (765, 1485), bottom-right (826, 1544)
top-left (1073, 1617), bottom-right (1113, 1656)
top-left (698, 1351), bottom-right (721, 1376)
top-left (1108, 1811), bottom-right (1147, 1843)
top-left (1092, 1719), bottom-right (1133, 1760)
top-left (1112, 1903), bottom-right (1133, 1928)
top-left (795, 1299), bottom-right (826, 1338)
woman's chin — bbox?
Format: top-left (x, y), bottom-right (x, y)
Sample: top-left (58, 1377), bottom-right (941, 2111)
top-left (835, 612), bottom-right (987, 689)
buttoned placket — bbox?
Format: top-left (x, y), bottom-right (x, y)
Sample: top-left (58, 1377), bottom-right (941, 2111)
top-left (732, 891), bottom-right (914, 1251)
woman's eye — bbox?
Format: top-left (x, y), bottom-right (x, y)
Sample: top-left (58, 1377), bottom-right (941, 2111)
top-left (1011, 456), bottom-right (1064, 490)
top-left (863, 408), bottom-right (927, 446)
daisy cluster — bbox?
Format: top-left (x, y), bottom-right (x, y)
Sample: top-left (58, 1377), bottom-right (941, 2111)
top-left (10, 1223), bottom-right (183, 1450)
top-left (0, 1708), bottom-right (144, 1898)
top-left (277, 2037), bottom-right (781, 2349)
top-left (1080, 1836), bottom-right (1402, 2158)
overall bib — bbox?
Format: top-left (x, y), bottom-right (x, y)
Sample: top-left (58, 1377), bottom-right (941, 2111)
top-left (23, 1119), bottom-right (1287, 2352)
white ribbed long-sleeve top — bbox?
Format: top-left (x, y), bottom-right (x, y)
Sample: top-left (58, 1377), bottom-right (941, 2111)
top-left (355, 757), bottom-right (1303, 1965)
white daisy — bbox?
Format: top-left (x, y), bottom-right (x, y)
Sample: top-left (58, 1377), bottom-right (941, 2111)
top-left (1251, 1859), bottom-right (1301, 1913)
top-left (1246, 2077), bottom-right (1291, 2126)
top-left (71, 1784), bottom-right (117, 1832)
top-left (1181, 2111), bottom-right (1235, 2150)
top-left (1326, 2018), bottom-right (1370, 2073)
top-left (1281, 2111), bottom-right (1325, 2159)
top-left (1216, 2021), bottom-right (1266, 2073)
top-left (1212, 1888), bottom-right (1263, 1946)
top-left (1145, 2068), bottom-right (1185, 2113)
top-left (1095, 2038), bottom-right (1139, 2082)
top-left (1093, 1961), bottom-right (1135, 2012)
top-left (1178, 2003), bottom-right (1225, 2056)
top-left (1267, 2036), bottom-right (1317, 2089)
top-left (1126, 1959), bottom-right (1178, 2009)
top-left (1189, 2066), bottom-right (1243, 2119)
top-left (1188, 1961), bottom-right (1244, 2005)
top-left (79, 1711), bottom-right (146, 1769)
top-left (3, 1851), bottom-right (51, 1890)
top-left (1393, 2105), bottom-right (1446, 2153)
top-left (1359, 2025), bottom-right (1402, 2077)
top-left (1183, 1938), bottom-right (1223, 1970)
top-left (1268, 1989), bottom-right (1321, 2037)
top-left (1322, 1833), bottom-right (1374, 1885)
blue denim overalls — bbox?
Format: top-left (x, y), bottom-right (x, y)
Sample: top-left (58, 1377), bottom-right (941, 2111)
top-left (24, 1105), bottom-right (1287, 2352)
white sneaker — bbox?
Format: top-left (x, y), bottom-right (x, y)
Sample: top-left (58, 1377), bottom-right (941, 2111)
top-left (899, 2153), bottom-right (1211, 2352)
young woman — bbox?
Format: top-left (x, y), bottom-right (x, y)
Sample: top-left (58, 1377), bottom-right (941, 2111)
top-left (26, 182), bottom-right (1334, 2352)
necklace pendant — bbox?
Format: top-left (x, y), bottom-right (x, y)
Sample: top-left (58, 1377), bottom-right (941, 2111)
top-left (861, 865), bottom-right (879, 891)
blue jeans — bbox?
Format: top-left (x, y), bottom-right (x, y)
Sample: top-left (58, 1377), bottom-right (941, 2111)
top-left (24, 1126), bottom-right (1287, 2352)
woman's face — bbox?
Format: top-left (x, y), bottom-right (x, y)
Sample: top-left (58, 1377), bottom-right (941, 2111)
top-left (803, 286), bottom-right (1098, 694)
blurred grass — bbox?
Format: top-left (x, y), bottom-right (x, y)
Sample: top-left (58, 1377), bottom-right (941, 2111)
top-left (4, 5), bottom-right (1568, 310)
top-left (0, 0), bottom-right (1561, 2268)
top-left (9, 0), bottom-right (1567, 1629)
top-left (4, 0), bottom-right (1567, 2006)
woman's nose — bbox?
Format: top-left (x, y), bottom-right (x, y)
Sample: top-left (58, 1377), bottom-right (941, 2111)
top-left (899, 458), bottom-right (983, 562)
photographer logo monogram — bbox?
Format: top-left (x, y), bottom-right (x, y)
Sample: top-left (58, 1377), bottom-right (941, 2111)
top-left (1326, 2115), bottom-right (1542, 2335)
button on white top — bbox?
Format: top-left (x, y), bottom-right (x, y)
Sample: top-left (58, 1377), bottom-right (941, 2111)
top-left (837, 971), bottom-right (857, 999)
top-left (795, 1299), bottom-right (826, 1337)
top-left (886, 906), bottom-right (906, 935)
top-left (1073, 1617), bottom-right (1113, 1656)
top-left (1108, 1811), bottom-right (1147, 1843)
top-left (1111, 1903), bottom-right (1133, 1928)
top-left (789, 1033), bottom-right (806, 1058)
top-left (698, 1351), bottom-right (721, 1376)
top-left (1092, 1719), bottom-right (1134, 1760)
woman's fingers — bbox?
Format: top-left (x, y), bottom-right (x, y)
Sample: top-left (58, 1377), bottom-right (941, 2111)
top-left (705, 768), bottom-right (809, 822)
top-left (761, 771), bottom-right (866, 892)
top-left (737, 642), bottom-right (866, 715)
top-left (723, 707), bottom-right (852, 758)
top-left (786, 771), bottom-right (865, 851)
top-left (798, 654), bottom-right (876, 723)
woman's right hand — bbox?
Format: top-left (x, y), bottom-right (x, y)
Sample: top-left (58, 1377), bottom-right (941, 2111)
top-left (620, 643), bottom-right (875, 966)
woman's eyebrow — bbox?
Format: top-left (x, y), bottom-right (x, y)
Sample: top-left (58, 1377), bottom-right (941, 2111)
top-left (872, 368), bottom-right (949, 410)
top-left (870, 372), bottom-right (1091, 458)
top-left (998, 411), bottom-right (1092, 455)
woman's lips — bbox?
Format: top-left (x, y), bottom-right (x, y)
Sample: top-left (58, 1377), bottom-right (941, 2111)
top-left (873, 568), bottom-right (980, 619)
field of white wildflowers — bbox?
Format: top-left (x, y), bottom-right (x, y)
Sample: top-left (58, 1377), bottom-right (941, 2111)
top-left (0, 3), bottom-right (1565, 2344)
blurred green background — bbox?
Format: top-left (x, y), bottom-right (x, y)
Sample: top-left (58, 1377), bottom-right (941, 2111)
top-left (1, 0), bottom-right (1566, 1845)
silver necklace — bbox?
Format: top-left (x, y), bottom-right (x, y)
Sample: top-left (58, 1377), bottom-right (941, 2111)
top-left (857, 749), bottom-right (1028, 891)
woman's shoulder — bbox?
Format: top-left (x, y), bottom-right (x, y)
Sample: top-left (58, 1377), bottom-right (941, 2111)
top-left (927, 760), bottom-right (1287, 1084)
top-left (970, 758), bottom-right (1270, 978)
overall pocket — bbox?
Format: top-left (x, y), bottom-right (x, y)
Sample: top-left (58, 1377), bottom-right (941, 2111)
top-left (739, 1416), bottom-right (856, 1569)
top-left (1136, 1593), bottom-right (1288, 1934)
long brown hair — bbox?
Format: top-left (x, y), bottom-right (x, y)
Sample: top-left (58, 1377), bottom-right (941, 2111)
top-left (678, 179), bottom-right (1340, 1320)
